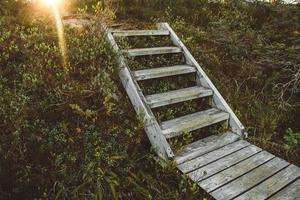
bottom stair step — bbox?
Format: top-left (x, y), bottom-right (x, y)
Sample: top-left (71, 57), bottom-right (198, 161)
top-left (161, 108), bottom-right (230, 139)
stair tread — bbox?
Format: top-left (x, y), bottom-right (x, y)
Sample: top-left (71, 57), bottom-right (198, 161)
top-left (123, 47), bottom-right (181, 57)
top-left (112, 30), bottom-right (169, 37)
top-left (133, 65), bottom-right (196, 81)
top-left (175, 131), bottom-right (241, 164)
top-left (161, 108), bottom-right (230, 139)
top-left (146, 86), bottom-right (213, 108)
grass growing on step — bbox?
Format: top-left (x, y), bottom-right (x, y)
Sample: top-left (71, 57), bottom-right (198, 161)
top-left (139, 73), bottom-right (196, 95)
top-left (153, 98), bottom-right (211, 122)
top-left (116, 35), bottom-right (174, 49)
top-left (168, 123), bottom-right (230, 152)
top-left (127, 53), bottom-right (186, 70)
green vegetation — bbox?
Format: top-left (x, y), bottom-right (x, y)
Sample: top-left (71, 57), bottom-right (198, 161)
top-left (0, 0), bottom-right (299, 199)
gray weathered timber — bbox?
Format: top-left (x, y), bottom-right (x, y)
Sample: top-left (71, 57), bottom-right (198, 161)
top-left (104, 25), bottom-right (174, 160)
top-left (123, 47), bottom-right (181, 57)
top-left (133, 65), bottom-right (196, 81)
top-left (112, 30), bottom-right (169, 37)
top-left (187, 145), bottom-right (262, 182)
top-left (234, 165), bottom-right (300, 200)
top-left (158, 23), bottom-right (245, 136)
top-left (161, 108), bottom-right (229, 138)
top-left (175, 131), bottom-right (241, 164)
top-left (178, 140), bottom-right (251, 173)
top-left (200, 151), bottom-right (275, 192)
top-left (210, 157), bottom-right (289, 200)
top-left (106, 23), bottom-right (300, 200)
top-left (146, 86), bottom-right (213, 108)
top-left (269, 179), bottom-right (300, 200)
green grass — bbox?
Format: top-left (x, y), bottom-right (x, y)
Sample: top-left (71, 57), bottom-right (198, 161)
top-left (0, 0), bottom-right (299, 199)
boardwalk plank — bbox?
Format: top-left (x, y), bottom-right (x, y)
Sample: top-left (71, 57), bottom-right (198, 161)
top-left (178, 140), bottom-right (250, 173)
top-left (210, 157), bottom-right (289, 200)
top-left (234, 165), bottom-right (300, 200)
top-left (269, 178), bottom-right (300, 200)
top-left (200, 151), bottom-right (275, 192)
top-left (187, 144), bottom-right (261, 182)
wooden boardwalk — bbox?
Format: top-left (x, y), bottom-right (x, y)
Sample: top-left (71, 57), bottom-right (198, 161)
top-left (105, 23), bottom-right (300, 200)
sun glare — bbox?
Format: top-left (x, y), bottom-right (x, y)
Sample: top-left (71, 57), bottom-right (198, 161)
top-left (41, 0), bottom-right (68, 70)
top-left (43, 0), bottom-right (60, 6)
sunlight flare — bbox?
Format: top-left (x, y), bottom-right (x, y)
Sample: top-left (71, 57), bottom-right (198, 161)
top-left (52, 6), bottom-right (68, 70)
top-left (43, 0), bottom-right (60, 6)
top-left (42, 0), bottom-right (68, 71)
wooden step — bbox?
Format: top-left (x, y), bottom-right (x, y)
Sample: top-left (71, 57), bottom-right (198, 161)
top-left (123, 47), bottom-right (181, 57)
top-left (146, 86), bottom-right (213, 108)
top-left (161, 108), bottom-right (229, 139)
top-left (175, 131), bottom-right (240, 164)
top-left (112, 30), bottom-right (169, 37)
top-left (133, 65), bottom-right (196, 81)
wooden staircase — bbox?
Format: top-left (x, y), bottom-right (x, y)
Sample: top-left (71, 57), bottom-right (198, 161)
top-left (105, 23), bottom-right (300, 200)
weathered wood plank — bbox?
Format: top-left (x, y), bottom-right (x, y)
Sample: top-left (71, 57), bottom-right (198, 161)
top-left (133, 65), bottom-right (196, 81)
top-left (146, 86), bottom-right (213, 108)
top-left (104, 26), bottom-right (174, 160)
top-left (161, 108), bottom-right (229, 139)
top-left (234, 165), bottom-right (300, 200)
top-left (123, 47), bottom-right (181, 57)
top-left (175, 131), bottom-right (240, 165)
top-left (269, 178), bottom-right (300, 200)
top-left (200, 151), bottom-right (275, 192)
top-left (210, 157), bottom-right (289, 200)
top-left (178, 140), bottom-right (251, 173)
top-left (158, 23), bottom-right (245, 136)
top-left (112, 30), bottom-right (169, 37)
top-left (187, 144), bottom-right (262, 182)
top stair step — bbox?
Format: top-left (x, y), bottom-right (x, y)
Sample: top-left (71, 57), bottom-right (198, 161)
top-left (112, 30), bottom-right (169, 37)
top-left (123, 47), bottom-right (182, 57)
top-left (161, 108), bottom-right (229, 139)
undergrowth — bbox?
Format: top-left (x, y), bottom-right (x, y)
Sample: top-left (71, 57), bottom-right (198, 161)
top-left (0, 0), bottom-right (299, 199)
top-left (114, 0), bottom-right (300, 164)
top-left (0, 1), bottom-right (201, 199)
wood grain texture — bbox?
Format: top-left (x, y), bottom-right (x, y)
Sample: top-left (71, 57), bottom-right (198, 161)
top-left (123, 47), bottom-right (181, 57)
top-left (200, 151), bottom-right (275, 192)
top-left (104, 25), bottom-right (174, 160)
top-left (112, 30), bottom-right (169, 37)
top-left (175, 131), bottom-right (240, 165)
top-left (210, 157), bottom-right (289, 200)
top-left (133, 65), bottom-right (196, 81)
top-left (161, 108), bottom-right (229, 138)
top-left (269, 178), bottom-right (300, 200)
top-left (178, 140), bottom-right (250, 173)
top-left (146, 86), bottom-right (213, 108)
top-left (187, 144), bottom-right (261, 182)
top-left (234, 165), bottom-right (300, 200)
top-left (158, 23), bottom-right (245, 136)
